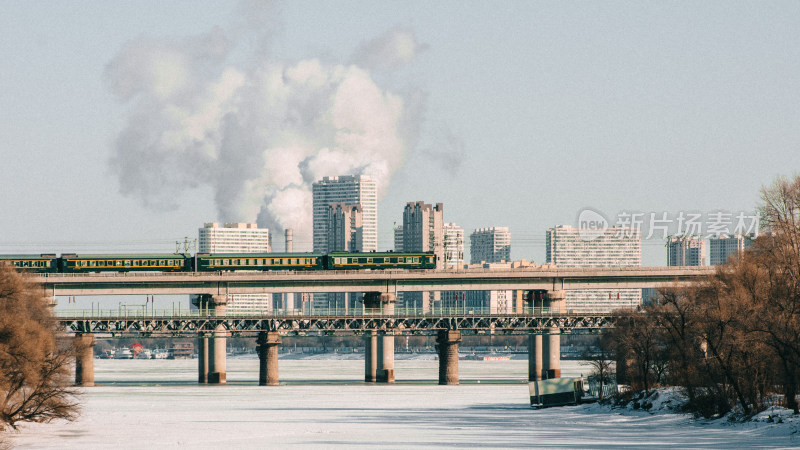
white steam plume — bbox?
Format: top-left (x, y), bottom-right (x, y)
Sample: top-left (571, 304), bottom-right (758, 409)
top-left (106, 23), bottom-right (426, 250)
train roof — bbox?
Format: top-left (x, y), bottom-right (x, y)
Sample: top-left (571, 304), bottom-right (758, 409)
top-left (326, 251), bottom-right (434, 257)
top-left (0, 254), bottom-right (58, 259)
top-left (60, 254), bottom-right (186, 259)
top-left (197, 252), bottom-right (322, 257)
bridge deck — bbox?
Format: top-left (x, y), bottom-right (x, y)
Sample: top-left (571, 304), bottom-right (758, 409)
top-left (33, 266), bottom-right (714, 295)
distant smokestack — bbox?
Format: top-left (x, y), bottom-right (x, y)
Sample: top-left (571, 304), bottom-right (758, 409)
top-left (285, 229), bottom-right (293, 252)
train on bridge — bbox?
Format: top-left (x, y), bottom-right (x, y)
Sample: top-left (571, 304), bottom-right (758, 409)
top-left (0, 251), bottom-right (437, 274)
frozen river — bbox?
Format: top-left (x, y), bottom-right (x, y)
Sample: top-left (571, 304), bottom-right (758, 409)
top-left (8, 357), bottom-right (798, 448)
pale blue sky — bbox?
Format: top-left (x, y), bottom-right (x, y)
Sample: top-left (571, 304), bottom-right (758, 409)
top-left (2, 1), bottom-right (799, 266)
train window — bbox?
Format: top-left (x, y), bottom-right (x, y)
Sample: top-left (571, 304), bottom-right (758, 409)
top-left (389, 258), bottom-right (397, 263)
top-left (413, 257), bottom-right (420, 263)
top-left (366, 258), bottom-right (373, 264)
top-left (223, 259), bottom-right (229, 265)
top-left (374, 258), bottom-right (383, 263)
top-left (398, 257), bottom-right (405, 263)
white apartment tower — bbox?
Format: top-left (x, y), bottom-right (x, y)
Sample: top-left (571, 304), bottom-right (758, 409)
top-left (393, 225), bottom-right (404, 252)
top-left (667, 235), bottom-right (706, 266)
top-left (470, 227), bottom-right (511, 264)
top-left (198, 222), bottom-right (270, 253)
top-left (197, 222), bottom-right (271, 314)
top-left (312, 175), bottom-right (377, 253)
top-left (545, 225), bottom-right (642, 313)
top-left (709, 234), bottom-right (754, 265)
top-left (443, 223), bottom-right (464, 268)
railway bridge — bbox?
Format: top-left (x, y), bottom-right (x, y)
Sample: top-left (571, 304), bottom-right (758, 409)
top-left (29, 266), bottom-right (712, 387)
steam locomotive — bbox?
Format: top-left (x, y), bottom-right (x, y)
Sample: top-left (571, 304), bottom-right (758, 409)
top-left (0, 251), bottom-right (437, 274)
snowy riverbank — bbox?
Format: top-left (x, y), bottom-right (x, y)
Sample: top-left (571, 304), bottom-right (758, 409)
top-left (586, 387), bottom-right (800, 443)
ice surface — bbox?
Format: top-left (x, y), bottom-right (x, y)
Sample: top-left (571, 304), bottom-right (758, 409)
top-left (7, 358), bottom-right (799, 448)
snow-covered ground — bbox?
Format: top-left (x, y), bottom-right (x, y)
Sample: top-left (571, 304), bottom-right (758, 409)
top-left (7, 358), bottom-right (799, 448)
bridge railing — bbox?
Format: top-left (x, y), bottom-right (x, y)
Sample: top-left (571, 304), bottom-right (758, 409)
top-left (54, 306), bottom-right (560, 319)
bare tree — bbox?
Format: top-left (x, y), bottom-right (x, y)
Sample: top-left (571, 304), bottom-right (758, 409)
top-left (580, 333), bottom-right (613, 399)
top-left (0, 266), bottom-right (80, 431)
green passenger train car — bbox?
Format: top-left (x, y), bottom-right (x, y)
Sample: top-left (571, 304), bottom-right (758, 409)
top-left (0, 254), bottom-right (59, 273)
top-left (59, 254), bottom-right (189, 273)
top-left (324, 252), bottom-right (436, 270)
top-left (195, 253), bottom-right (324, 271)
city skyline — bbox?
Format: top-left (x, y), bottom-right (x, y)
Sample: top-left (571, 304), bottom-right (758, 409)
top-left (3, 2), bottom-right (800, 267)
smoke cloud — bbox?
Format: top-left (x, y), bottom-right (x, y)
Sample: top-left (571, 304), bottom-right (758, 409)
top-left (106, 17), bottom-right (426, 249)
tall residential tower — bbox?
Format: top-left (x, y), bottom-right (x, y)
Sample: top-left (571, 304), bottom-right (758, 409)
top-left (196, 222), bottom-right (271, 314)
top-left (545, 225), bottom-right (642, 312)
top-left (469, 227), bottom-right (511, 264)
top-left (312, 175), bottom-right (377, 253)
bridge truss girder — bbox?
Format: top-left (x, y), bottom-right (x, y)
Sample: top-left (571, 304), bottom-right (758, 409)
top-left (60, 314), bottom-right (614, 337)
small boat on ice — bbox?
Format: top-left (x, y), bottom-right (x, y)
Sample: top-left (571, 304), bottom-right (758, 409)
top-left (529, 377), bottom-right (595, 408)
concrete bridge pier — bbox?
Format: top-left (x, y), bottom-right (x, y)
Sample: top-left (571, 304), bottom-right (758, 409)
top-left (543, 290), bottom-right (566, 379)
top-left (257, 331), bottom-right (281, 386)
top-left (207, 295), bottom-right (228, 384)
top-left (197, 334), bottom-right (209, 383)
top-left (364, 292), bottom-right (397, 383)
top-left (528, 333), bottom-right (543, 381)
top-left (377, 331), bottom-right (395, 383)
top-left (74, 333), bottom-right (95, 387)
top-left (437, 330), bottom-right (462, 385)
top-left (364, 331), bottom-right (378, 382)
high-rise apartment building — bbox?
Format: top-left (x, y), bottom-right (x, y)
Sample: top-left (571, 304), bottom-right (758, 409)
top-left (393, 225), bottom-right (404, 252)
top-left (402, 201), bottom-right (444, 268)
top-left (327, 203), bottom-right (363, 252)
top-left (196, 222), bottom-right (271, 314)
top-left (545, 225), bottom-right (642, 312)
top-left (312, 176), bottom-right (377, 312)
top-left (470, 227), bottom-right (511, 264)
top-left (709, 234), bottom-right (754, 265)
top-left (401, 201), bottom-right (444, 311)
top-left (325, 203), bottom-right (365, 312)
top-left (465, 227), bottom-right (510, 313)
top-left (443, 223), bottom-right (464, 269)
top-left (667, 235), bottom-right (706, 266)
top-left (312, 175), bottom-right (377, 253)
top-left (198, 222), bottom-right (270, 253)
top-left (546, 225), bottom-right (640, 268)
